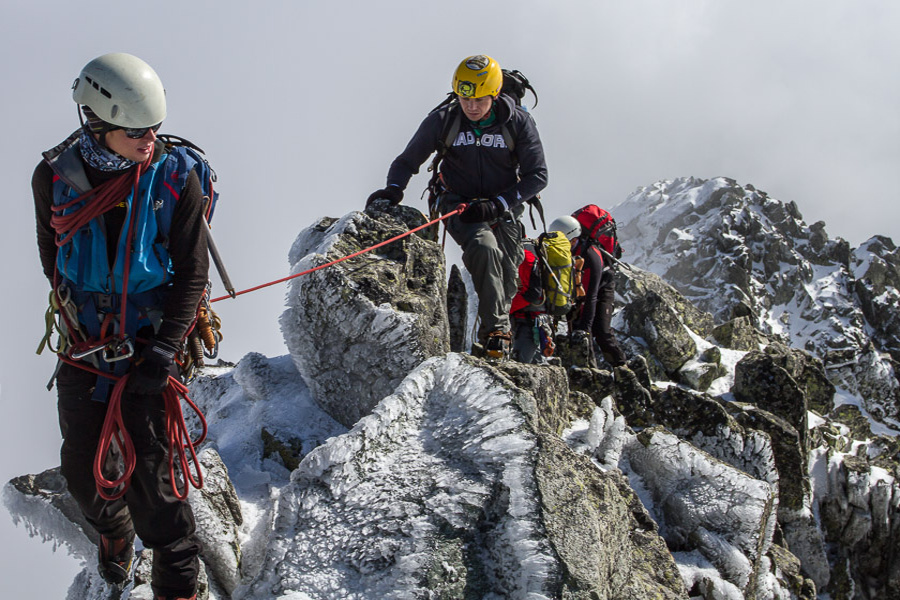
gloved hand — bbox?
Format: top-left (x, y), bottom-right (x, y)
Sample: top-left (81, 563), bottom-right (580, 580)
top-left (126, 340), bottom-right (178, 395)
top-left (366, 185), bottom-right (403, 208)
top-left (458, 198), bottom-right (504, 223)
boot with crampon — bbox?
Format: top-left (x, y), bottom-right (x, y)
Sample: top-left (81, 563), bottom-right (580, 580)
top-left (485, 330), bottom-right (512, 362)
top-left (98, 531), bottom-right (135, 585)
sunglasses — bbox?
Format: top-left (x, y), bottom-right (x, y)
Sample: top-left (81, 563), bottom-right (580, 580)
top-left (120, 123), bottom-right (162, 139)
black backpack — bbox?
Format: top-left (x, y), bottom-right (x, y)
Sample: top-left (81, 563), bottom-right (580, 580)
top-left (499, 69), bottom-right (538, 108)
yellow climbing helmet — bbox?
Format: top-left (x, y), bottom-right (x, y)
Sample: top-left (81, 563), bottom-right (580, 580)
top-left (452, 55), bottom-right (503, 99)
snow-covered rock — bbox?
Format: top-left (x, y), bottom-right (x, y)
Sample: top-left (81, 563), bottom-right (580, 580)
top-left (6, 193), bottom-right (900, 600)
top-left (280, 207), bottom-right (450, 427)
top-left (244, 353), bottom-right (686, 599)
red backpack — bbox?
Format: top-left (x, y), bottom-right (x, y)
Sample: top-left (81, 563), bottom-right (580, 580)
top-left (572, 205), bottom-right (622, 259)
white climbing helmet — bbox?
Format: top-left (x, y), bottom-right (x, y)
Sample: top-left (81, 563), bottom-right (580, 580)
top-left (548, 215), bottom-right (582, 241)
top-left (72, 52), bottom-right (166, 128)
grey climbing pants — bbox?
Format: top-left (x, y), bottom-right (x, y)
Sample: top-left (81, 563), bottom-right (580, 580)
top-left (442, 195), bottom-right (524, 341)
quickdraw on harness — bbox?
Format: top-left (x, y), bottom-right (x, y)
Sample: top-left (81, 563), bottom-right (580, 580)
top-left (38, 139), bottom-right (212, 501)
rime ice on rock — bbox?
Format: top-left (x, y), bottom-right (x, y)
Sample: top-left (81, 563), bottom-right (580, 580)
top-left (280, 209), bottom-right (450, 427)
top-left (247, 354), bottom-right (556, 599)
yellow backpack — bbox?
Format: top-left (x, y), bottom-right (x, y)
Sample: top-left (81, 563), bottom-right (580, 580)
top-left (537, 231), bottom-right (577, 317)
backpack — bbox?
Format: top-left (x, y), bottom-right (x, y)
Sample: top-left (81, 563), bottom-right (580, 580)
top-left (154, 135), bottom-right (226, 376)
top-left (536, 231), bottom-right (577, 317)
top-left (499, 69), bottom-right (538, 108)
top-left (157, 134), bottom-right (219, 226)
top-left (513, 241), bottom-right (545, 313)
top-left (572, 205), bottom-right (622, 261)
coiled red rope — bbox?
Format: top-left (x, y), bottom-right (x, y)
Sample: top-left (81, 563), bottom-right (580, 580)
top-left (58, 354), bottom-right (207, 501)
top-left (92, 374), bottom-right (135, 500)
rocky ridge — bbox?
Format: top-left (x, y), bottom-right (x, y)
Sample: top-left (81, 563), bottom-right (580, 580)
top-left (614, 176), bottom-right (900, 424)
top-left (3, 192), bottom-right (899, 599)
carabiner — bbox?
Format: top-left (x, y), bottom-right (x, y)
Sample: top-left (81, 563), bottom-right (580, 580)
top-left (70, 341), bottom-right (109, 360)
top-left (103, 338), bottom-right (135, 363)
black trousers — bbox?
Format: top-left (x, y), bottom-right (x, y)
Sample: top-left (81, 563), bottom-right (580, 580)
top-left (56, 362), bottom-right (201, 598)
top-left (592, 283), bottom-right (627, 367)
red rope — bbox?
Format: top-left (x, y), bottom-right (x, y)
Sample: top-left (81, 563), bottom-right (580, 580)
top-left (210, 205), bottom-right (465, 303)
top-left (116, 164), bottom-right (145, 341)
top-left (60, 354), bottom-right (207, 501)
top-left (50, 162), bottom-right (149, 247)
top-left (163, 376), bottom-right (207, 500)
top-left (92, 375), bottom-right (135, 500)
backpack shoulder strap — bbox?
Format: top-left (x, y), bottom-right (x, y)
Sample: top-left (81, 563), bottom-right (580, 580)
top-left (158, 134), bottom-right (219, 220)
top-left (43, 130), bottom-right (91, 195)
top-left (155, 145), bottom-right (203, 240)
top-left (426, 102), bottom-right (462, 195)
top-left (500, 123), bottom-right (515, 153)
top-left (438, 102), bottom-right (462, 154)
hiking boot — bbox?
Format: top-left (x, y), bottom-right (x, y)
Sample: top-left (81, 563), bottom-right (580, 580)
top-left (98, 531), bottom-right (136, 585)
top-left (484, 331), bottom-right (512, 361)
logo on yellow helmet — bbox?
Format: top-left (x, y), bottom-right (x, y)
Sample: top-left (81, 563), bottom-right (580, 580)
top-left (456, 81), bottom-right (477, 98)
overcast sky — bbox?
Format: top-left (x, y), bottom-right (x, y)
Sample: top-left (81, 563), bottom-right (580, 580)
top-left (1, 1), bottom-right (898, 596)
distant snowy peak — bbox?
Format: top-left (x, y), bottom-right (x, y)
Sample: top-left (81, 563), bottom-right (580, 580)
top-left (612, 176), bottom-right (859, 320)
top-left (612, 176), bottom-right (900, 423)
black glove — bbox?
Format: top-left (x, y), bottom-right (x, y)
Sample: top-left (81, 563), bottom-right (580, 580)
top-left (458, 198), bottom-right (504, 223)
top-left (126, 340), bottom-right (178, 395)
top-left (366, 186), bottom-right (403, 207)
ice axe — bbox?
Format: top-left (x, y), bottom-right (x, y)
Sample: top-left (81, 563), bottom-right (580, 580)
top-left (202, 199), bottom-right (235, 298)
top-left (594, 244), bottom-right (635, 273)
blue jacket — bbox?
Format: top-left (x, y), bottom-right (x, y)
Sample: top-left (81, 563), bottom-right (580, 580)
top-left (35, 132), bottom-right (210, 349)
top-left (52, 147), bottom-right (174, 295)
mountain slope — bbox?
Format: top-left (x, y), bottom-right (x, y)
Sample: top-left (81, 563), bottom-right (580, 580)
top-left (614, 176), bottom-right (900, 424)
